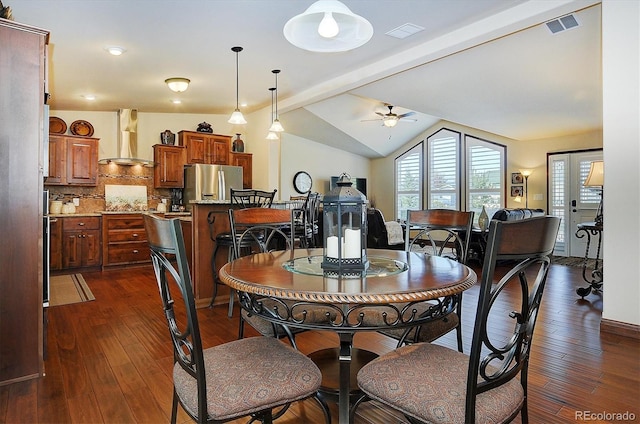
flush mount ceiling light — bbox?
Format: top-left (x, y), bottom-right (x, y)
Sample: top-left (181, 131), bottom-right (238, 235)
top-left (283, 0), bottom-right (373, 52)
top-left (269, 70), bottom-right (284, 132)
top-left (165, 77), bottom-right (190, 93)
top-left (228, 46), bottom-right (247, 125)
top-left (105, 46), bottom-right (126, 56)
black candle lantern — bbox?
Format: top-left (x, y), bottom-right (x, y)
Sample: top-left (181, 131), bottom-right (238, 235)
top-left (322, 173), bottom-right (369, 276)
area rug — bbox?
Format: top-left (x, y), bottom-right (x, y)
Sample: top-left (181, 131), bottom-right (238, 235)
top-left (49, 274), bottom-right (95, 306)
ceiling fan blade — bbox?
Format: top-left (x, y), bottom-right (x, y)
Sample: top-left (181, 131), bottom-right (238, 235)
top-left (375, 112), bottom-right (386, 117)
top-left (397, 111), bottom-right (416, 118)
top-left (360, 118), bottom-right (382, 122)
top-left (399, 117), bottom-right (417, 122)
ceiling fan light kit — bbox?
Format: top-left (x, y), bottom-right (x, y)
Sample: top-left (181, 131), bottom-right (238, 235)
top-left (228, 46), bottom-right (247, 125)
top-left (363, 104), bottom-right (417, 127)
top-left (283, 0), bottom-right (373, 52)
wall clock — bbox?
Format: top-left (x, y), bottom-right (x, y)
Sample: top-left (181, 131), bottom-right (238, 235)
top-left (293, 171), bottom-right (312, 194)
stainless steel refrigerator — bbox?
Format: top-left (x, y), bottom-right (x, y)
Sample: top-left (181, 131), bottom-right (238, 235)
top-left (183, 164), bottom-right (244, 210)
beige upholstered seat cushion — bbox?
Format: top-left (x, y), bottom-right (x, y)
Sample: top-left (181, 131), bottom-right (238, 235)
top-left (357, 343), bottom-right (524, 424)
top-left (173, 336), bottom-right (322, 421)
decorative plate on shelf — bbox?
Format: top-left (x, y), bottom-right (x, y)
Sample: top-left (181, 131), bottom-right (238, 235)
top-left (49, 116), bottom-right (67, 134)
top-left (70, 120), bottom-right (94, 137)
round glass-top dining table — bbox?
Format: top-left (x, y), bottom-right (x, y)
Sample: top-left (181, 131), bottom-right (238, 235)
top-left (219, 248), bottom-right (477, 423)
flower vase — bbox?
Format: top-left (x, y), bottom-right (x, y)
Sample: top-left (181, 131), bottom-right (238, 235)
top-left (478, 206), bottom-right (489, 231)
top-left (232, 133), bottom-right (245, 152)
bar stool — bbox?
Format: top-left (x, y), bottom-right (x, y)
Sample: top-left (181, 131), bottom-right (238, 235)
top-left (207, 212), bottom-right (254, 316)
top-left (208, 189), bottom-right (277, 316)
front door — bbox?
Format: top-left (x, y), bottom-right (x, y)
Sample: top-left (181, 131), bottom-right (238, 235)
top-left (547, 149), bottom-right (603, 257)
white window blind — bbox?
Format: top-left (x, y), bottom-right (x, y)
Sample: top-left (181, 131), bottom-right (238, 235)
top-left (428, 130), bottom-right (459, 210)
top-left (466, 136), bottom-right (504, 222)
top-left (549, 158), bottom-right (566, 251)
top-left (395, 143), bottom-right (423, 220)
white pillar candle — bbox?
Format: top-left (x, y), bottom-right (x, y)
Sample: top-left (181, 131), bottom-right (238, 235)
top-left (327, 236), bottom-right (339, 258)
top-left (344, 228), bottom-right (361, 258)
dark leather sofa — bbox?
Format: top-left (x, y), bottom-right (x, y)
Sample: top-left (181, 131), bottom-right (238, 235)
top-left (491, 208), bottom-right (545, 221)
top-left (468, 208), bottom-right (546, 263)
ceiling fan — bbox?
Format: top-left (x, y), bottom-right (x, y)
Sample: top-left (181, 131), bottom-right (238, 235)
top-left (362, 105), bottom-right (417, 128)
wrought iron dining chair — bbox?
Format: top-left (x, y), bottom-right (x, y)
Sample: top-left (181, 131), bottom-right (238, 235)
top-left (142, 213), bottom-right (324, 424)
top-left (373, 209), bottom-right (474, 352)
top-left (289, 192), bottom-right (320, 248)
top-left (355, 216), bottom-right (561, 424)
top-left (229, 207), bottom-right (334, 348)
top-left (209, 188), bottom-right (277, 315)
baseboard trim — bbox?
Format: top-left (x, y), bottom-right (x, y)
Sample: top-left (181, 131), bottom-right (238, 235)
top-left (600, 318), bottom-right (640, 339)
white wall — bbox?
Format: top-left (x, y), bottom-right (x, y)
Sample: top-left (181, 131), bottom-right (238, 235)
top-left (279, 134), bottom-right (371, 200)
top-left (601, 0), bottom-right (640, 326)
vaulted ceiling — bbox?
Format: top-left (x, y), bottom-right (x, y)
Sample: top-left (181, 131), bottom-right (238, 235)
top-left (10, 0), bottom-right (602, 157)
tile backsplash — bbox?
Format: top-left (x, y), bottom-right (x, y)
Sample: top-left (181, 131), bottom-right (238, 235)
top-left (47, 164), bottom-right (171, 213)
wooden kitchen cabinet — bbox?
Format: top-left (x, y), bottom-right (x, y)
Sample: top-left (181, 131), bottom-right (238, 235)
top-left (61, 216), bottom-right (101, 269)
top-left (153, 144), bottom-right (186, 188)
top-left (102, 213), bottom-right (150, 268)
top-left (178, 130), bottom-right (230, 165)
top-left (49, 217), bottom-right (62, 271)
top-left (46, 134), bottom-right (99, 186)
top-left (230, 152), bottom-right (253, 188)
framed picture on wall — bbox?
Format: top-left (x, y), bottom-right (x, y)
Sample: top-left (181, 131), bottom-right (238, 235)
top-left (511, 172), bottom-right (524, 184)
top-left (511, 185), bottom-right (524, 197)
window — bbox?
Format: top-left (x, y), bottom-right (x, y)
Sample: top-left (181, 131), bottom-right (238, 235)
top-left (395, 143), bottom-right (423, 221)
top-left (466, 135), bottom-right (505, 222)
top-left (428, 129), bottom-right (460, 210)
top-left (401, 128), bottom-right (506, 223)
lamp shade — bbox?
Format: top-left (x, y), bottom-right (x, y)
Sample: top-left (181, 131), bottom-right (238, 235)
top-left (165, 78), bottom-right (190, 93)
top-left (269, 119), bottom-right (285, 132)
top-left (584, 160), bottom-right (604, 187)
top-left (284, 0), bottom-right (373, 52)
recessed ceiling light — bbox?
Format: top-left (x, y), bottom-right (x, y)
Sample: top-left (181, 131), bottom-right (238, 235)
top-left (171, 99), bottom-right (182, 104)
top-left (105, 46), bottom-right (126, 56)
top-left (82, 94), bottom-right (96, 100)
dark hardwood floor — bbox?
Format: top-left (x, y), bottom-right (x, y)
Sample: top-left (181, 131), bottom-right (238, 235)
top-left (1, 262), bottom-right (638, 423)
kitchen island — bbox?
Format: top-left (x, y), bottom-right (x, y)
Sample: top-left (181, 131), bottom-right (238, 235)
top-left (188, 200), bottom-right (293, 308)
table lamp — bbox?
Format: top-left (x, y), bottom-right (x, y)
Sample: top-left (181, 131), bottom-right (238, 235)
top-left (583, 160), bottom-right (604, 225)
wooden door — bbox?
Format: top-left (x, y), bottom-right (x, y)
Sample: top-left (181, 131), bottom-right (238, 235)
top-left (230, 152), bottom-right (252, 188)
top-left (82, 230), bottom-right (101, 267)
top-left (66, 138), bottom-right (97, 185)
top-left (209, 135), bottom-right (230, 165)
top-left (62, 231), bottom-right (82, 268)
top-left (182, 132), bottom-right (206, 164)
top-left (49, 218), bottom-right (62, 270)
top-left (154, 145), bottom-right (186, 188)
top-left (46, 135), bottom-right (64, 185)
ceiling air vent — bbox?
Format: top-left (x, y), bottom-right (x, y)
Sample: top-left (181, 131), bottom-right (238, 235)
top-left (546, 14), bottom-right (579, 34)
top-left (386, 23), bottom-right (425, 39)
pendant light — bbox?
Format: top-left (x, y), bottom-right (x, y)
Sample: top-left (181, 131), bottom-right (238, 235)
top-left (269, 69), bottom-right (285, 132)
top-left (266, 87), bottom-right (279, 140)
top-left (228, 46), bottom-right (247, 124)
top-left (283, 0), bottom-right (373, 52)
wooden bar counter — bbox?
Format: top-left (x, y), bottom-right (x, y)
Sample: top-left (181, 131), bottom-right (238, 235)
top-left (189, 201), bottom-right (234, 308)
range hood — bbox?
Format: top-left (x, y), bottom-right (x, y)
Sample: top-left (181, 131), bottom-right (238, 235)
top-left (98, 109), bottom-right (154, 166)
